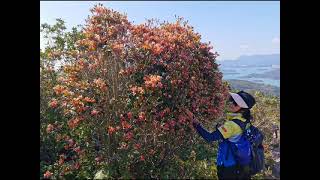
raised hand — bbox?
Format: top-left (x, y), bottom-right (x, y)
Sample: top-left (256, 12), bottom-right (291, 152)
top-left (183, 108), bottom-right (200, 126)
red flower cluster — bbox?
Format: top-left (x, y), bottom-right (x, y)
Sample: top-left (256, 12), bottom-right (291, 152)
top-left (49, 99), bottom-right (58, 108)
top-left (143, 75), bottom-right (162, 89)
top-left (138, 112), bottom-right (146, 121)
top-left (134, 143), bottom-right (141, 150)
top-left (93, 78), bottom-right (107, 91)
top-left (46, 124), bottom-right (54, 133)
top-left (130, 86), bottom-right (145, 96)
top-left (121, 121), bottom-right (132, 130)
top-left (91, 109), bottom-right (99, 116)
top-left (107, 126), bottom-right (116, 135)
top-left (68, 117), bottom-right (84, 129)
top-left (43, 170), bottom-right (53, 179)
top-left (124, 131), bottom-right (133, 141)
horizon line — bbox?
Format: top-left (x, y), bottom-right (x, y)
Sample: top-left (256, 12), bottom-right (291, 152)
top-left (217, 53), bottom-right (280, 61)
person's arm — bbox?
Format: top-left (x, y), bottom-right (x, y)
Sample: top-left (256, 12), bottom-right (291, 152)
top-left (193, 121), bottom-right (223, 143)
top-left (184, 108), bottom-right (224, 142)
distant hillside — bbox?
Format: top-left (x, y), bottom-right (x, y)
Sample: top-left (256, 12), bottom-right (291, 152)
top-left (240, 69), bottom-right (280, 80)
top-left (218, 54), bottom-right (280, 67)
top-left (226, 79), bottom-right (280, 97)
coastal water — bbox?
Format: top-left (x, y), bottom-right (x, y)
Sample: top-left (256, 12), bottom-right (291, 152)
top-left (219, 65), bottom-right (280, 87)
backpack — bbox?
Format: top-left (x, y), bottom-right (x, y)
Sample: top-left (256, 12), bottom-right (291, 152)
top-left (229, 119), bottom-right (265, 176)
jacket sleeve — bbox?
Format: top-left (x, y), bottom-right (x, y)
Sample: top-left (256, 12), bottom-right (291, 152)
top-left (193, 122), bottom-right (224, 143)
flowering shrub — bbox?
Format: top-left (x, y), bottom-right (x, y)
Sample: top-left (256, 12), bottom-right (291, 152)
top-left (40, 4), bottom-right (229, 179)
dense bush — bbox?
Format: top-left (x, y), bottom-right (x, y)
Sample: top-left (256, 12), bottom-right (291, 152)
top-left (40, 4), bottom-right (228, 179)
top-left (40, 4), bottom-right (279, 179)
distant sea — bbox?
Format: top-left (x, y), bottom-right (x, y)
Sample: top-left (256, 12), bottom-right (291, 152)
top-left (219, 65), bottom-right (280, 87)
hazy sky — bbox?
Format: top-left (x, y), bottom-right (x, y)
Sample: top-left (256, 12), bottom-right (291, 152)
top-left (40, 1), bottom-right (280, 60)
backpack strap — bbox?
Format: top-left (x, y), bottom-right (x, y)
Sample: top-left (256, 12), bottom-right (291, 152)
top-left (225, 118), bottom-right (250, 163)
top-left (225, 119), bottom-right (247, 163)
top-left (231, 119), bottom-right (250, 132)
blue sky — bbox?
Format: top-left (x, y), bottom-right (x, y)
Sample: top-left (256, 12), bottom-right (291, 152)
top-left (40, 1), bottom-right (280, 60)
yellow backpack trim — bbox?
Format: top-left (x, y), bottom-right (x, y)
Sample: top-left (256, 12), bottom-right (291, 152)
top-left (218, 113), bottom-right (249, 139)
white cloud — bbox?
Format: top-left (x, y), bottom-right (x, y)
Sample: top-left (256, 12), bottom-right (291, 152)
top-left (272, 37), bottom-right (280, 44)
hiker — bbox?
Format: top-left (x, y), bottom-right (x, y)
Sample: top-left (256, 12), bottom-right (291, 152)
top-left (184, 91), bottom-right (257, 180)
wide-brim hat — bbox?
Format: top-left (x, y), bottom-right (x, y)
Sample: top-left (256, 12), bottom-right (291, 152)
top-left (229, 91), bottom-right (256, 109)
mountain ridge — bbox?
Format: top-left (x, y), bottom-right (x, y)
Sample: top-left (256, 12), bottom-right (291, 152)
top-left (218, 54), bottom-right (280, 67)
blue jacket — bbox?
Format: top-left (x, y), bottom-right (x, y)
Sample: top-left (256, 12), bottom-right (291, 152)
top-left (194, 113), bottom-right (251, 167)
